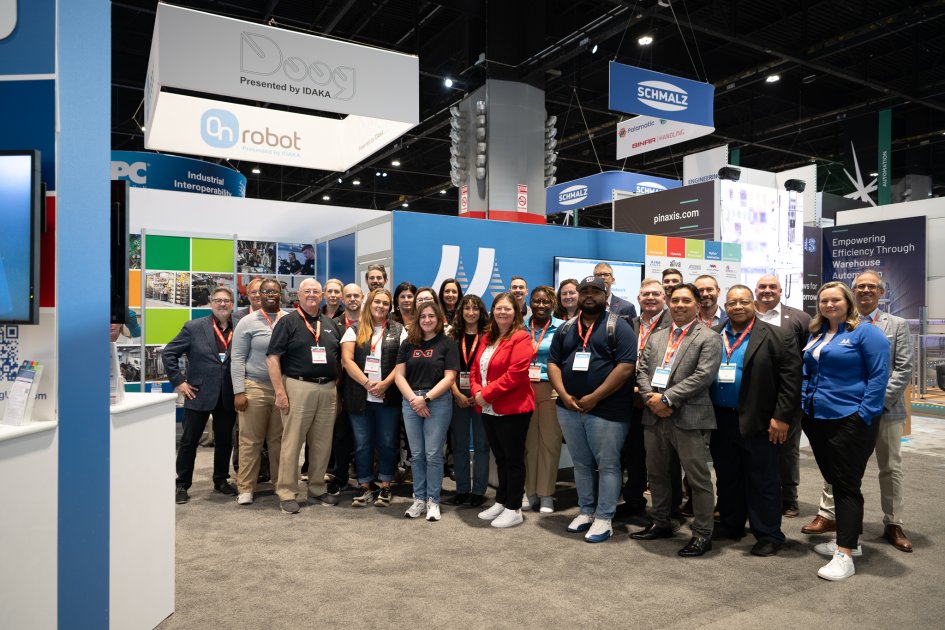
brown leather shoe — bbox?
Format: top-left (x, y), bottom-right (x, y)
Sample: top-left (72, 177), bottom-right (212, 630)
top-left (883, 524), bottom-right (913, 552)
top-left (801, 515), bottom-right (836, 535)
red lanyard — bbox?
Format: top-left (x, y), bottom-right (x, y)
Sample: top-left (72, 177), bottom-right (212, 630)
top-left (699, 310), bottom-right (716, 327)
top-left (576, 312), bottom-right (596, 351)
top-left (638, 312), bottom-right (663, 353)
top-left (213, 319), bottom-right (232, 349)
top-left (461, 333), bottom-right (480, 366)
top-left (662, 321), bottom-right (694, 366)
top-left (370, 322), bottom-right (387, 354)
top-left (296, 307), bottom-right (321, 345)
top-left (529, 318), bottom-right (551, 356)
top-left (863, 311), bottom-right (879, 324)
top-left (721, 318), bottom-right (754, 362)
top-left (259, 309), bottom-right (277, 328)
top-left (345, 315), bottom-right (357, 329)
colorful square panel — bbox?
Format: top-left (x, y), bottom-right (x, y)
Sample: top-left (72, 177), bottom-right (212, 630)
top-left (129, 270), bottom-right (142, 308)
top-left (145, 235), bottom-right (190, 271)
top-left (192, 238), bottom-right (234, 273)
top-left (144, 308), bottom-right (189, 345)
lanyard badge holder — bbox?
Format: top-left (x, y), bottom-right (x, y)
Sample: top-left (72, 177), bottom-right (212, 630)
top-left (718, 320), bottom-right (753, 383)
top-left (298, 308), bottom-right (327, 364)
top-left (572, 316), bottom-right (595, 372)
top-left (530, 319), bottom-right (551, 381)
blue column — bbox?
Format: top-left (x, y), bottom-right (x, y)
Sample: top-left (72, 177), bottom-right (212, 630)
top-left (57, 1), bottom-right (111, 627)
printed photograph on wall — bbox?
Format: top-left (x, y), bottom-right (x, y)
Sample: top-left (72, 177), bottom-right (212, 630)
top-left (129, 234), bottom-right (142, 270)
top-left (144, 345), bottom-right (168, 381)
top-left (277, 242), bottom-right (315, 276)
top-left (277, 275), bottom-right (306, 308)
top-left (191, 273), bottom-right (235, 307)
top-left (236, 240), bottom-right (276, 274)
top-left (117, 345), bottom-right (142, 383)
top-left (145, 271), bottom-right (190, 308)
top-left (236, 273), bottom-right (277, 307)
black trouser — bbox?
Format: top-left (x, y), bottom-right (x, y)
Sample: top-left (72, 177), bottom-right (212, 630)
top-left (176, 399), bottom-right (236, 489)
top-left (329, 410), bottom-right (355, 485)
top-left (482, 412), bottom-right (531, 511)
top-left (620, 408), bottom-right (648, 509)
top-left (710, 408), bottom-right (784, 544)
top-left (803, 413), bottom-right (880, 549)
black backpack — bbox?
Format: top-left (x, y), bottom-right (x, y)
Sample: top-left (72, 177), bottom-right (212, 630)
top-left (558, 312), bottom-right (628, 356)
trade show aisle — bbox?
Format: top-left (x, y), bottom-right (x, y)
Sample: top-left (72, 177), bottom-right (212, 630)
top-left (160, 418), bottom-right (945, 629)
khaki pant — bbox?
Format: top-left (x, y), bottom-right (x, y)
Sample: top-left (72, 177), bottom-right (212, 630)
top-left (524, 381), bottom-right (562, 497)
top-left (276, 378), bottom-right (337, 501)
top-left (236, 379), bottom-right (283, 494)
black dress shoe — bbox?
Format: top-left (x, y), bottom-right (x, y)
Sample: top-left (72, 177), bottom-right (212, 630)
top-left (468, 494), bottom-right (486, 507)
top-left (712, 525), bottom-right (746, 541)
top-left (630, 523), bottom-right (675, 540)
top-left (678, 536), bottom-right (712, 557)
top-left (214, 482), bottom-right (237, 496)
top-left (447, 492), bottom-right (470, 506)
top-left (750, 540), bottom-right (782, 557)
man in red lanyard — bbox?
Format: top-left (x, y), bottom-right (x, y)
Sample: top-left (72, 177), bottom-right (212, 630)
top-left (632, 283), bottom-right (722, 556)
top-left (708, 285), bottom-right (802, 556)
top-left (695, 275), bottom-right (727, 328)
top-left (266, 278), bottom-right (344, 515)
top-left (164, 287), bottom-right (238, 504)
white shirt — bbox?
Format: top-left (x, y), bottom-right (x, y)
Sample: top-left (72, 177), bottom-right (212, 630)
top-left (756, 304), bottom-right (781, 326)
top-left (479, 345), bottom-right (499, 416)
top-left (341, 325), bottom-right (407, 404)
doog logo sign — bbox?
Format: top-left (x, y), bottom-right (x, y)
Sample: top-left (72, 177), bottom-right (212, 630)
top-left (201, 109), bottom-right (240, 148)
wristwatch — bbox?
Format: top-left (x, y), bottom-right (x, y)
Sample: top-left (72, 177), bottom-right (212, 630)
top-left (423, 395), bottom-right (432, 404)
top-left (660, 394), bottom-right (672, 407)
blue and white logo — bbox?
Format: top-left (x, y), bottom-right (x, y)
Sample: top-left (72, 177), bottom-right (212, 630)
top-left (609, 62), bottom-right (714, 127)
top-left (804, 237), bottom-right (817, 254)
top-left (558, 185), bottom-right (589, 206)
top-left (201, 109), bottom-right (239, 148)
top-left (637, 80), bottom-right (688, 112)
top-left (635, 181), bottom-right (667, 195)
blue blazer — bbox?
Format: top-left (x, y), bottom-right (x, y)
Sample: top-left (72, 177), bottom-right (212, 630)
top-left (163, 316), bottom-right (235, 412)
top-left (801, 322), bottom-right (889, 424)
top-left (609, 295), bottom-right (638, 319)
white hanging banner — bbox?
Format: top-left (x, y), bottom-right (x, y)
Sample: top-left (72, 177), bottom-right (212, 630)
top-left (616, 115), bottom-right (714, 159)
top-left (683, 145), bottom-right (729, 185)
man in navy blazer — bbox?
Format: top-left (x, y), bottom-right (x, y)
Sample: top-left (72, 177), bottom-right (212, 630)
top-left (594, 262), bottom-right (637, 319)
top-left (164, 287), bottom-right (238, 504)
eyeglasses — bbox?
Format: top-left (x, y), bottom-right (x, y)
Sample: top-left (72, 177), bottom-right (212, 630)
top-left (259, 289), bottom-right (280, 296)
top-left (594, 272), bottom-right (613, 278)
top-left (210, 298), bottom-right (233, 305)
top-left (416, 296), bottom-right (434, 303)
top-left (299, 289), bottom-right (321, 296)
top-left (854, 283), bottom-right (880, 290)
top-left (532, 298), bottom-right (552, 305)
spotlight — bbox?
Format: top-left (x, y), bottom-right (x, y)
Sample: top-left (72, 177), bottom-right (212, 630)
top-left (322, 195), bottom-right (330, 201)
top-left (869, 172), bottom-right (878, 178)
top-left (439, 189), bottom-right (447, 195)
top-left (140, 125), bottom-right (147, 132)
top-left (766, 74), bottom-right (780, 83)
top-left (337, 178), bottom-right (342, 183)
top-left (391, 160), bottom-right (401, 167)
top-left (402, 202), bottom-right (409, 207)
top-left (352, 179), bottom-right (361, 186)
top-left (251, 167), bottom-right (261, 174)
top-left (375, 171), bottom-right (381, 176)
top-left (718, 166), bottom-right (741, 181)
top-left (382, 172), bottom-right (387, 177)
top-left (591, 44), bottom-right (598, 54)
top-left (444, 77), bottom-right (453, 88)
top-left (783, 179), bottom-right (806, 193)
top-left (638, 35), bottom-right (653, 46)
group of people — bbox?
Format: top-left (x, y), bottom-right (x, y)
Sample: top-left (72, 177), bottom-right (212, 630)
top-left (164, 261), bottom-right (914, 582)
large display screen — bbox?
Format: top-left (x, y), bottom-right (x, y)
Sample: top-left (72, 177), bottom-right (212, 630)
top-left (554, 256), bottom-right (643, 304)
top-left (0, 151), bottom-right (41, 324)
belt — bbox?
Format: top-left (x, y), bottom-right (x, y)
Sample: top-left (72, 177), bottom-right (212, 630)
top-left (288, 375), bottom-right (333, 384)
top-left (714, 405), bottom-right (738, 413)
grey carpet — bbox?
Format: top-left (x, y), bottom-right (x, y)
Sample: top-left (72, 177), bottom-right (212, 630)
top-left (159, 436), bottom-right (945, 629)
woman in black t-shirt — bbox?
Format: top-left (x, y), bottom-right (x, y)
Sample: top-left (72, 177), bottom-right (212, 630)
top-left (395, 301), bottom-right (460, 522)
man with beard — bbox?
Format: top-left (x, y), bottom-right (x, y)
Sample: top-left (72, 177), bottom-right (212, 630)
top-left (694, 275), bottom-right (727, 328)
top-left (632, 283), bottom-right (722, 557)
top-left (365, 264), bottom-right (388, 291)
top-left (547, 276), bottom-right (636, 543)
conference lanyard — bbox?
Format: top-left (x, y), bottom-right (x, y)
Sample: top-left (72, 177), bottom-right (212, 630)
top-left (721, 318), bottom-right (754, 362)
top-left (699, 311), bottom-right (716, 328)
top-left (863, 311), bottom-right (879, 325)
top-left (638, 312), bottom-right (663, 353)
top-left (296, 307), bottom-right (322, 346)
top-left (529, 318), bottom-right (551, 356)
top-left (213, 319), bottom-right (232, 349)
top-left (576, 313), bottom-right (596, 351)
top-left (259, 309), bottom-right (278, 329)
top-left (345, 315), bottom-right (358, 330)
top-left (662, 320), bottom-right (695, 367)
top-left (461, 333), bottom-right (480, 366)
top-left (370, 322), bottom-right (387, 354)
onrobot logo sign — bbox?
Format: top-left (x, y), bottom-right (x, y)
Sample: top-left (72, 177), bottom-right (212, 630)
top-left (201, 109), bottom-right (239, 148)
top-left (637, 81), bottom-right (689, 112)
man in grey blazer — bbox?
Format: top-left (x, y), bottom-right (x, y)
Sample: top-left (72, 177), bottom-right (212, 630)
top-left (631, 283), bottom-right (722, 556)
top-left (164, 286), bottom-right (238, 504)
top-left (594, 262), bottom-right (638, 319)
top-left (803, 270), bottom-right (915, 552)
top-left (755, 274), bottom-right (811, 517)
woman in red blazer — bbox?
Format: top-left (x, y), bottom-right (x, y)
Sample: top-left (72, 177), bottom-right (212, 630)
top-left (471, 292), bottom-right (536, 528)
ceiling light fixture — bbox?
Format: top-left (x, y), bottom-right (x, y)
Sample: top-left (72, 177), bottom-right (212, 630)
top-left (638, 35), bottom-right (653, 46)
top-left (337, 177), bottom-right (342, 183)
top-left (382, 172), bottom-right (387, 177)
top-left (391, 160), bottom-right (401, 166)
top-left (322, 195), bottom-right (330, 201)
top-left (402, 202), bottom-right (409, 207)
top-left (869, 172), bottom-right (878, 177)
top-left (766, 74), bottom-right (780, 83)
top-left (251, 167), bottom-right (261, 174)
top-left (352, 179), bottom-right (361, 186)
top-left (444, 77), bottom-right (453, 88)
top-left (439, 189), bottom-right (447, 195)
top-left (591, 44), bottom-right (598, 54)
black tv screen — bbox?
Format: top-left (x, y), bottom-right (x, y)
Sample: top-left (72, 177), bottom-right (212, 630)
top-left (0, 150), bottom-right (41, 324)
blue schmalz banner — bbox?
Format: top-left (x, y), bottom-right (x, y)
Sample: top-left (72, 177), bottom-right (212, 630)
top-left (111, 151), bottom-right (246, 197)
top-left (609, 62), bottom-right (714, 127)
top-left (546, 170), bottom-right (680, 214)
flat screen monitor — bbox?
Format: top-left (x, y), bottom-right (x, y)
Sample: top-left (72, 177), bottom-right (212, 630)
top-left (553, 256), bottom-right (643, 304)
top-left (0, 150), bottom-right (41, 324)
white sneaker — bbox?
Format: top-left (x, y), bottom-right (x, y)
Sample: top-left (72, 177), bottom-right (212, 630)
top-left (585, 518), bottom-right (613, 543)
top-left (478, 502), bottom-right (505, 521)
top-left (404, 498), bottom-right (426, 519)
top-left (426, 498), bottom-right (441, 522)
top-left (491, 508), bottom-right (524, 528)
top-left (539, 496), bottom-right (554, 514)
top-left (236, 492), bottom-right (253, 505)
top-left (522, 493), bottom-right (538, 511)
top-left (817, 549), bottom-right (855, 581)
top-left (814, 540), bottom-right (863, 557)
top-left (567, 513), bottom-right (594, 533)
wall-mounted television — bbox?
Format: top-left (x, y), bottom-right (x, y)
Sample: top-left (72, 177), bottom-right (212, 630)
top-left (0, 150), bottom-right (41, 324)
top-left (554, 256), bottom-right (643, 303)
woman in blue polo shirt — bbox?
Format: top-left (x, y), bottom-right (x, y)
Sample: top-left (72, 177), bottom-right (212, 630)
top-left (802, 281), bottom-right (889, 582)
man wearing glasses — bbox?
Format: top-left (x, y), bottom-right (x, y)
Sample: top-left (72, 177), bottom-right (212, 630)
top-left (594, 262), bottom-right (637, 319)
top-left (164, 287), bottom-right (238, 504)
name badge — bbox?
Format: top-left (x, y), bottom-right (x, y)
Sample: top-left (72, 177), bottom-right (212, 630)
top-left (718, 364), bottom-right (737, 383)
top-left (652, 366), bottom-right (671, 388)
top-left (311, 346), bottom-right (327, 364)
top-left (364, 356), bottom-right (381, 376)
top-left (218, 353), bottom-right (227, 363)
top-left (529, 365), bottom-right (542, 381)
top-left (573, 352), bottom-right (591, 372)
top-left (459, 371), bottom-right (470, 389)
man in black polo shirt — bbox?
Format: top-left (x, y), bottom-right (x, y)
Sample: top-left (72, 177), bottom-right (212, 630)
top-left (547, 276), bottom-right (637, 543)
top-left (267, 278), bottom-right (343, 514)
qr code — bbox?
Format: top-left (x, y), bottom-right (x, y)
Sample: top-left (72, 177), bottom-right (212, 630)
top-left (0, 325), bottom-right (20, 382)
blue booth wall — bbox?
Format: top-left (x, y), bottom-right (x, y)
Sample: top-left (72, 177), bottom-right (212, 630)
top-left (327, 232), bottom-right (356, 284)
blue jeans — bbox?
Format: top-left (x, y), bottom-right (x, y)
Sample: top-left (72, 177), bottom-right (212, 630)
top-left (402, 391), bottom-right (453, 502)
top-left (450, 402), bottom-right (490, 495)
top-left (557, 408), bottom-right (629, 520)
top-left (349, 402), bottom-right (401, 484)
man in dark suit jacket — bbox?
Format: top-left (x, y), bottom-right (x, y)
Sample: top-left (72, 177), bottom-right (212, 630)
top-left (709, 285), bottom-right (802, 556)
top-left (594, 262), bottom-right (638, 319)
top-left (164, 287), bottom-right (238, 504)
top-left (754, 274), bottom-right (811, 517)
top-left (631, 283), bottom-right (722, 557)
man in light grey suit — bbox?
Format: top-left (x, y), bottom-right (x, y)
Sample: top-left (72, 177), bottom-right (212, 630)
top-left (631, 283), bottom-right (722, 557)
top-left (755, 274), bottom-right (811, 517)
top-left (804, 270), bottom-right (915, 552)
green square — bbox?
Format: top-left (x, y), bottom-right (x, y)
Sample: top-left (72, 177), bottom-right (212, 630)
top-left (124, 382), bottom-right (142, 392)
top-left (192, 238), bottom-right (234, 272)
top-left (685, 239), bottom-right (704, 259)
top-left (144, 308), bottom-right (190, 345)
top-left (722, 242), bottom-right (741, 262)
top-left (145, 235), bottom-right (190, 271)
top-left (192, 308), bottom-right (212, 320)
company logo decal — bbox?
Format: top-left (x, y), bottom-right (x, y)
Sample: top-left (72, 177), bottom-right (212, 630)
top-left (432, 245), bottom-right (504, 299)
top-left (805, 237), bottom-right (817, 253)
top-left (411, 349), bottom-right (434, 358)
top-left (201, 109), bottom-right (240, 148)
top-left (635, 181), bottom-right (667, 195)
top-left (637, 80), bottom-right (689, 112)
top-left (558, 185), bottom-right (589, 206)
top-left (112, 161), bottom-right (148, 185)
top-left (240, 31), bottom-right (356, 100)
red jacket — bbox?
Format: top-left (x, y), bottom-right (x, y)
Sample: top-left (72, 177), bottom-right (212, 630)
top-left (470, 329), bottom-right (536, 415)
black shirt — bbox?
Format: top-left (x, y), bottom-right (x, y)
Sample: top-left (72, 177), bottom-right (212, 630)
top-left (397, 333), bottom-right (460, 391)
top-left (267, 309), bottom-right (342, 379)
top-left (547, 311), bottom-right (638, 422)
